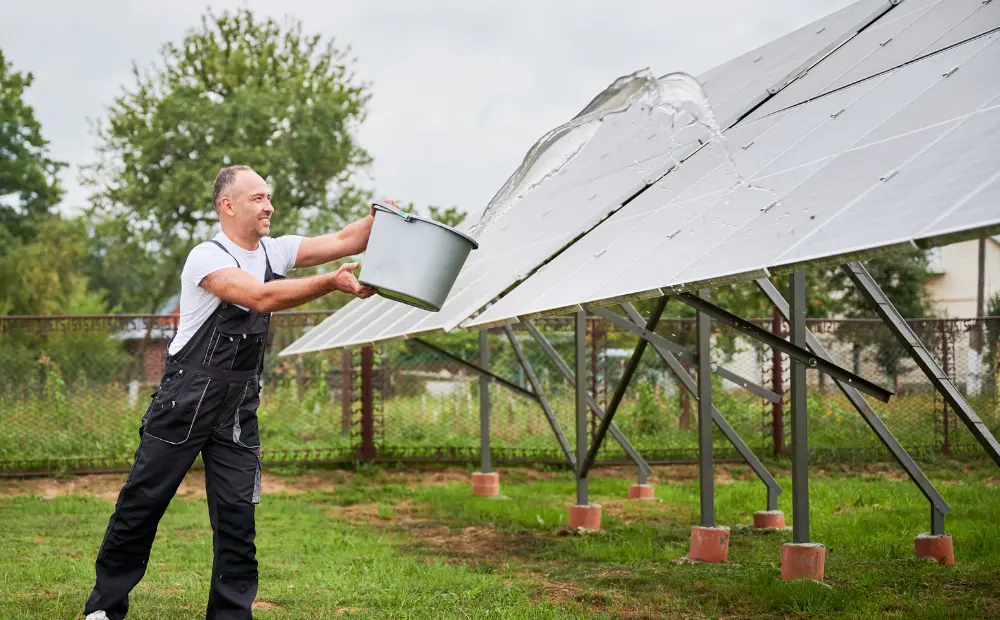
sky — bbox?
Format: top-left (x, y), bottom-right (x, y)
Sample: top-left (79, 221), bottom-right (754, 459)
top-left (3, 0), bottom-right (857, 223)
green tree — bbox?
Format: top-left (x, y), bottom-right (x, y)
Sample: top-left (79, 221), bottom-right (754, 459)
top-left (0, 47), bottom-right (65, 247)
top-left (83, 7), bottom-right (373, 313)
top-left (828, 248), bottom-right (934, 390)
top-left (427, 205), bottom-right (467, 228)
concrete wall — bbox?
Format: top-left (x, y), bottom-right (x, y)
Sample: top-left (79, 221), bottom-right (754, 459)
top-left (925, 238), bottom-right (1000, 318)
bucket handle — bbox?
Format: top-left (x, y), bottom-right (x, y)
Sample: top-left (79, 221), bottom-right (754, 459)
top-left (372, 201), bottom-right (412, 221)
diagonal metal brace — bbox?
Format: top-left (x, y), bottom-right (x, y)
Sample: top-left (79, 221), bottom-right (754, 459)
top-left (581, 297), bottom-right (669, 478)
top-left (523, 320), bottom-right (653, 478)
top-left (413, 338), bottom-right (537, 401)
top-left (754, 277), bottom-right (950, 526)
top-left (620, 303), bottom-right (782, 510)
top-left (842, 261), bottom-right (1000, 469)
top-left (676, 292), bottom-right (894, 403)
top-left (590, 307), bottom-right (780, 403)
top-left (503, 326), bottom-right (577, 469)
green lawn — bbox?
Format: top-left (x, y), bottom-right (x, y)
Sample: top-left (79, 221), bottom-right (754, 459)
top-left (1, 460), bottom-right (999, 619)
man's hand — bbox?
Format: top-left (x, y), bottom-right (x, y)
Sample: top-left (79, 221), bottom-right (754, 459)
top-left (329, 262), bottom-right (376, 298)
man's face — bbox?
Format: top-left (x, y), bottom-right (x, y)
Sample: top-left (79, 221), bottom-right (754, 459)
top-left (224, 170), bottom-right (274, 238)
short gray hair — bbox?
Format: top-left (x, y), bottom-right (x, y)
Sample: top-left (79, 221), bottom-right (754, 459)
top-left (212, 165), bottom-right (254, 213)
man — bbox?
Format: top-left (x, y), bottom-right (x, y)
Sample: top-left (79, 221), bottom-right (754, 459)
top-left (84, 165), bottom-right (382, 620)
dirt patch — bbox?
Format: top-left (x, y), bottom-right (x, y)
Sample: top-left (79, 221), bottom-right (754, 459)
top-left (411, 524), bottom-right (514, 560)
top-left (252, 600), bottom-right (283, 611)
top-left (327, 499), bottom-right (428, 527)
top-left (598, 498), bottom-right (691, 525)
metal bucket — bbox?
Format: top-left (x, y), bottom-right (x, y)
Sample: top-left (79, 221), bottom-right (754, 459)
top-left (358, 201), bottom-right (479, 312)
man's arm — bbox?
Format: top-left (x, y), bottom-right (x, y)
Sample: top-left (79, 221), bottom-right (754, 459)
top-left (294, 214), bottom-right (374, 269)
top-left (200, 262), bottom-right (375, 313)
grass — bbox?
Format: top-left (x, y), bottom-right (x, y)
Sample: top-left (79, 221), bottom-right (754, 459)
top-left (2, 460), bottom-right (999, 618)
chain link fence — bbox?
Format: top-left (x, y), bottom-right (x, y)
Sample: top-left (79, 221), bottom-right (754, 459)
top-left (2, 312), bottom-right (999, 475)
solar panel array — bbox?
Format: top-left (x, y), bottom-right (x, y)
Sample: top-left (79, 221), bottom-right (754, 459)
top-left (469, 3), bottom-right (1000, 327)
top-left (281, 0), bottom-right (924, 355)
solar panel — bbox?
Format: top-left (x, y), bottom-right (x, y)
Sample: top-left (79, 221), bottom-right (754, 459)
top-left (747, 0), bottom-right (1000, 121)
top-left (468, 32), bottom-right (1000, 327)
top-left (280, 0), bottom-right (903, 356)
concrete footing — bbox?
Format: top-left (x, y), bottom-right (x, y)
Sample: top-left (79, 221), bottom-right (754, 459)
top-left (689, 525), bottom-right (730, 563)
top-left (471, 472), bottom-right (500, 497)
top-left (627, 484), bottom-right (655, 500)
top-left (568, 504), bottom-right (602, 530)
top-left (915, 533), bottom-right (955, 565)
top-left (753, 510), bottom-right (786, 529)
top-left (781, 543), bottom-right (826, 581)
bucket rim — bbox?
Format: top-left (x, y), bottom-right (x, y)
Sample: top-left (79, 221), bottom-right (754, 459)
top-left (373, 202), bottom-right (480, 250)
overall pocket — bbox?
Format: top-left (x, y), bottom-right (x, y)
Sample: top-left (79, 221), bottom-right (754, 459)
top-left (233, 379), bottom-right (261, 450)
top-left (145, 372), bottom-right (212, 445)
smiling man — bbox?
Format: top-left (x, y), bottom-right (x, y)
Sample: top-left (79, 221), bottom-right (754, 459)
top-left (84, 165), bottom-right (380, 620)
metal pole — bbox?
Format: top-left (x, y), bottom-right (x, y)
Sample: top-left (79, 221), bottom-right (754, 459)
top-left (522, 321), bottom-right (653, 478)
top-left (842, 260), bottom-right (1000, 468)
top-left (581, 296), bottom-right (669, 477)
top-left (620, 303), bottom-right (782, 510)
top-left (676, 293), bottom-right (893, 403)
top-left (412, 338), bottom-right (537, 401)
top-left (975, 236), bottom-right (986, 352)
top-left (503, 326), bottom-right (577, 469)
top-left (480, 329), bottom-right (491, 474)
top-left (754, 277), bottom-right (951, 532)
top-left (789, 272), bottom-right (809, 544)
top-left (576, 311), bottom-right (589, 505)
top-left (697, 289), bottom-right (714, 527)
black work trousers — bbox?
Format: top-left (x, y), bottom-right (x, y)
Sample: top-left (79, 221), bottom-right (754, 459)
top-left (85, 370), bottom-right (263, 620)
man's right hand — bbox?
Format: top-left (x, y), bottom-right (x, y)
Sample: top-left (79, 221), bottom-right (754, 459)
top-left (329, 262), bottom-right (376, 299)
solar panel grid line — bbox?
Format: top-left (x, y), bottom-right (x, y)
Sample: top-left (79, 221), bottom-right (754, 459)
top-left (775, 105), bottom-right (1000, 268)
top-left (748, 0), bottom-right (1000, 121)
top-left (281, 0), bottom-right (936, 355)
top-left (467, 34), bottom-right (1000, 327)
top-left (769, 86), bottom-right (1000, 268)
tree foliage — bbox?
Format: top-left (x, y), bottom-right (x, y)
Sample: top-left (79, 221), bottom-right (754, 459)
top-left (83, 7), bottom-right (374, 312)
top-left (0, 47), bottom-right (65, 246)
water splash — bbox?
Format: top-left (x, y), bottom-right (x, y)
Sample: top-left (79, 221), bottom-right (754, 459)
top-left (467, 67), bottom-right (778, 239)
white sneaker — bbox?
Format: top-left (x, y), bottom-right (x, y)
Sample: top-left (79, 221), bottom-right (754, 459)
top-left (85, 612), bottom-right (109, 620)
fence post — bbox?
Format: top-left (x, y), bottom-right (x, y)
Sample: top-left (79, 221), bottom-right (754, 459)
top-left (771, 306), bottom-right (785, 456)
top-left (359, 345), bottom-right (376, 461)
top-left (341, 347), bottom-right (352, 436)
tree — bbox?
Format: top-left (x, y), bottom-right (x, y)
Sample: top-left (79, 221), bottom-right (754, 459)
top-left (427, 205), bottom-right (467, 228)
top-left (828, 248), bottom-right (934, 390)
top-left (83, 7), bottom-right (373, 313)
top-left (0, 47), bottom-right (65, 247)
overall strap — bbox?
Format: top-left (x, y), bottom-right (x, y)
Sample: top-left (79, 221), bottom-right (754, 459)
top-left (210, 240), bottom-right (241, 269)
top-left (260, 239), bottom-right (276, 280)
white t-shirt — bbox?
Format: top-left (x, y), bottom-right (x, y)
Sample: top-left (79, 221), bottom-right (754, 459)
top-left (167, 232), bottom-right (304, 355)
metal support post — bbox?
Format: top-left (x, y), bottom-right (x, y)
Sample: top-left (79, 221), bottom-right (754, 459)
top-left (413, 338), bottom-right (537, 401)
top-left (619, 303), bottom-right (782, 510)
top-left (581, 296), bottom-right (669, 477)
top-left (621, 303), bottom-right (781, 510)
top-left (676, 293), bottom-right (893, 403)
top-left (754, 277), bottom-right (950, 534)
top-left (697, 290), bottom-right (714, 527)
top-left (789, 272), bottom-right (809, 544)
top-left (590, 307), bottom-right (780, 403)
top-left (523, 321), bottom-right (653, 479)
top-left (479, 329), bottom-right (491, 474)
top-left (503, 326), bottom-right (577, 469)
top-left (842, 261), bottom-right (1000, 469)
top-left (575, 311), bottom-right (589, 505)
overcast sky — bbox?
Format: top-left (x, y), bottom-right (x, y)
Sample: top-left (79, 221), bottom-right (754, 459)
top-left (3, 0), bottom-right (855, 222)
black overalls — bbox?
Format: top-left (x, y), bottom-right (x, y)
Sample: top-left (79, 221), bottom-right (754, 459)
top-left (85, 240), bottom-right (284, 620)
